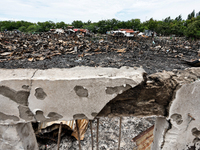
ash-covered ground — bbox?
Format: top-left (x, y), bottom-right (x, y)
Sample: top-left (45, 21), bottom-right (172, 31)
top-left (0, 32), bottom-right (200, 74)
top-left (1, 32), bottom-right (200, 149)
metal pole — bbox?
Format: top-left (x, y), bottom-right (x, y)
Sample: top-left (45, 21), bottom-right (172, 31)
top-left (76, 120), bottom-right (82, 150)
top-left (118, 117), bottom-right (122, 150)
top-left (57, 122), bottom-right (63, 150)
top-left (96, 118), bottom-right (99, 150)
top-left (90, 120), bottom-right (94, 150)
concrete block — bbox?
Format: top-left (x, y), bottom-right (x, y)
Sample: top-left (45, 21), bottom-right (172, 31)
top-left (0, 66), bottom-right (145, 124)
top-left (0, 123), bottom-right (38, 150)
top-left (152, 81), bottom-right (200, 149)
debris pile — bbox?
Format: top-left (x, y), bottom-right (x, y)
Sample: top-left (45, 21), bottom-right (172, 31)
top-left (1, 31), bottom-right (200, 149)
top-left (37, 117), bottom-right (155, 150)
top-left (0, 32), bottom-right (200, 74)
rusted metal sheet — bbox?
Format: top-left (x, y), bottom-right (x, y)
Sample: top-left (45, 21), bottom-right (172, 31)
top-left (39, 120), bottom-right (75, 133)
top-left (132, 125), bottom-right (154, 150)
top-left (120, 29), bottom-right (134, 33)
top-left (38, 119), bottom-right (89, 140)
top-left (71, 119), bottom-right (89, 140)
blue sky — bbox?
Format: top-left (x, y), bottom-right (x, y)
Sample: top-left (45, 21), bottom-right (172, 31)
top-left (0, 0), bottom-right (200, 23)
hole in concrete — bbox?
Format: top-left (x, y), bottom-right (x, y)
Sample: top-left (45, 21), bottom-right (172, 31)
top-left (74, 86), bottom-right (88, 97)
top-left (105, 84), bottom-right (132, 95)
top-left (0, 112), bottom-right (19, 121)
top-left (35, 111), bottom-right (63, 122)
top-left (73, 114), bottom-right (88, 119)
top-left (193, 137), bottom-right (200, 144)
top-left (192, 128), bottom-right (200, 137)
top-left (106, 87), bottom-right (118, 94)
top-left (16, 91), bottom-right (30, 106)
top-left (171, 113), bottom-right (183, 125)
top-left (18, 105), bottom-right (34, 121)
top-left (47, 112), bottom-right (63, 120)
top-left (35, 88), bottom-right (47, 100)
top-left (0, 86), bottom-right (30, 106)
top-left (35, 110), bottom-right (46, 122)
top-left (22, 85), bottom-right (29, 90)
top-left (187, 145), bottom-right (196, 150)
top-left (193, 138), bottom-right (200, 150)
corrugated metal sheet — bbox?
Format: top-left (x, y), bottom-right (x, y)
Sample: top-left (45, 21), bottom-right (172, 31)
top-left (71, 119), bottom-right (89, 140)
top-left (38, 119), bottom-right (89, 140)
top-left (132, 125), bottom-right (154, 150)
top-left (120, 29), bottom-right (134, 33)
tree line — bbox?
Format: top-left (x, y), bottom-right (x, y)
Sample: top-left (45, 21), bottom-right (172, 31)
top-left (0, 10), bottom-right (200, 38)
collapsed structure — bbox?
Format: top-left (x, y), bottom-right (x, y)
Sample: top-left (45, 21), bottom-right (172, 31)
top-left (1, 67), bottom-right (200, 149)
top-left (0, 32), bottom-right (200, 149)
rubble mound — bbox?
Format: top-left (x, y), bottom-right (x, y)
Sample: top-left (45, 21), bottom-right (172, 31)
top-left (1, 32), bottom-right (200, 149)
top-left (1, 32), bottom-right (200, 74)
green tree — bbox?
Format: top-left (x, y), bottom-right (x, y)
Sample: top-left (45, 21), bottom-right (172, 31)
top-left (175, 15), bottom-right (182, 21)
top-left (1, 26), bottom-right (6, 31)
top-left (26, 25), bottom-right (37, 33)
top-left (185, 18), bottom-right (200, 39)
top-left (83, 23), bottom-right (98, 33)
top-left (117, 21), bottom-right (126, 29)
top-left (126, 19), bottom-right (141, 30)
top-left (26, 25), bottom-right (42, 33)
top-left (197, 11), bottom-right (200, 17)
top-left (37, 21), bottom-right (55, 32)
top-left (164, 16), bottom-right (172, 23)
top-left (56, 21), bottom-right (66, 29)
top-left (147, 18), bottom-right (157, 31)
top-left (97, 20), bottom-right (108, 33)
top-left (72, 20), bottom-right (83, 28)
top-left (187, 10), bottom-right (195, 20)
top-left (18, 26), bottom-right (26, 32)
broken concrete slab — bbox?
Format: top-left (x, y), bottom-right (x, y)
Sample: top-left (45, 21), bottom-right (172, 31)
top-left (151, 80), bottom-right (200, 149)
top-left (29, 67), bottom-right (144, 121)
top-left (151, 117), bottom-right (169, 150)
top-left (97, 67), bottom-right (200, 118)
top-left (1, 67), bottom-right (200, 149)
top-left (0, 66), bottom-right (145, 124)
top-left (0, 69), bottom-right (36, 124)
top-left (0, 123), bottom-right (38, 150)
top-left (2, 67), bottom-right (200, 125)
top-left (162, 81), bottom-right (200, 149)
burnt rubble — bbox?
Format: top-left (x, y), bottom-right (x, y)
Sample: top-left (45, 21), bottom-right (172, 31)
top-left (0, 32), bottom-right (200, 74)
top-left (1, 32), bottom-right (200, 150)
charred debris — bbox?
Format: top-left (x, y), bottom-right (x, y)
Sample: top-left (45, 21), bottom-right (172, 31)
top-left (0, 31), bottom-right (200, 74)
top-left (1, 31), bottom-right (200, 149)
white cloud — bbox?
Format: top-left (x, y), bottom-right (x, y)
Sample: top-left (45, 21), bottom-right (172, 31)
top-left (0, 0), bottom-right (199, 23)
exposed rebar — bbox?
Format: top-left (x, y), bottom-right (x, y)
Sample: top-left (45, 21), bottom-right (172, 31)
top-left (90, 120), bottom-right (94, 150)
top-left (96, 118), bottom-right (100, 150)
top-left (76, 120), bottom-right (82, 150)
top-left (57, 122), bottom-right (63, 150)
top-left (118, 117), bottom-right (122, 150)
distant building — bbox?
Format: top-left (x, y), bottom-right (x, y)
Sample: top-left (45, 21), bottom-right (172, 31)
top-left (144, 30), bottom-right (157, 37)
top-left (109, 29), bottom-right (135, 37)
